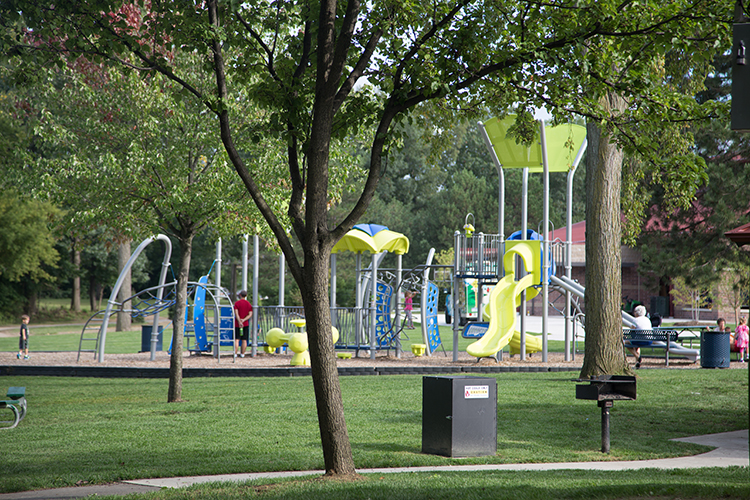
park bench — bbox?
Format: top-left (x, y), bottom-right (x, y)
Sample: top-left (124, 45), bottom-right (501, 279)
top-left (0, 386), bottom-right (26, 430)
top-left (623, 328), bottom-right (679, 367)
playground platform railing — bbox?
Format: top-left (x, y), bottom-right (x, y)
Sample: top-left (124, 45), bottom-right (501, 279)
top-left (455, 233), bottom-right (502, 278)
top-left (454, 234), bottom-right (569, 280)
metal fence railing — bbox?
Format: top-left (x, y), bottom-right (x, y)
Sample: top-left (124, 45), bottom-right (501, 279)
top-left (255, 305), bottom-right (388, 354)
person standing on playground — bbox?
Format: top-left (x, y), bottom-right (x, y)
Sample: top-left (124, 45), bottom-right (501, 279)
top-left (734, 316), bottom-right (749, 362)
top-left (404, 290), bottom-right (415, 329)
top-left (17, 314), bottom-right (30, 360)
top-left (233, 290), bottom-right (253, 358)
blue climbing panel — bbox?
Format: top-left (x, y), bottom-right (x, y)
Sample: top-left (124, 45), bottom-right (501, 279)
top-left (219, 306), bottom-right (234, 346)
top-left (425, 282), bottom-right (441, 353)
top-left (375, 282), bottom-right (393, 347)
top-left (191, 276), bottom-right (210, 351)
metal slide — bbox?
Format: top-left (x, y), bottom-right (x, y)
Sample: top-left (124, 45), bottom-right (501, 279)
top-left (466, 241), bottom-right (543, 358)
top-left (549, 274), bottom-right (638, 328)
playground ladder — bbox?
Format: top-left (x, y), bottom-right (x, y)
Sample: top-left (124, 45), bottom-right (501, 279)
top-left (77, 309), bottom-right (118, 361)
top-left (212, 288), bottom-right (236, 359)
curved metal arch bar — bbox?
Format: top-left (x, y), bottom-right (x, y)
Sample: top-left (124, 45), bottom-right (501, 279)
top-left (98, 235), bottom-right (173, 362)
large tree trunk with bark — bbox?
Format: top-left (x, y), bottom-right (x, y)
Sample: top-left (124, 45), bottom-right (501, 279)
top-left (301, 246), bottom-right (356, 476)
top-left (116, 240), bottom-right (132, 332)
top-left (580, 93), bottom-right (633, 378)
top-left (70, 244), bottom-right (81, 313)
top-left (168, 234), bottom-right (192, 403)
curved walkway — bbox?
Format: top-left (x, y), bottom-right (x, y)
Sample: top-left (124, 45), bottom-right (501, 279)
top-left (1, 430), bottom-right (746, 500)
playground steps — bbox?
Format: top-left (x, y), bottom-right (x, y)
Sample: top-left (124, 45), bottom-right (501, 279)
top-left (183, 276), bottom-right (236, 359)
top-left (77, 309), bottom-right (118, 361)
top-left (211, 288), bottom-right (236, 356)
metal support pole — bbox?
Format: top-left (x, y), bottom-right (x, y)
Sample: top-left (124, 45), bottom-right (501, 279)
top-left (252, 235), bottom-right (259, 357)
top-left (150, 248), bottom-right (170, 362)
top-left (476, 233), bottom-right (484, 323)
top-left (330, 254), bottom-right (337, 308)
top-left (540, 121), bottom-right (550, 363)
top-left (396, 254), bottom-right (402, 358)
top-left (478, 119), bottom-right (506, 273)
top-left (355, 253), bottom-right (362, 357)
top-left (565, 167), bottom-right (574, 362)
top-left (520, 168), bottom-right (529, 360)
top-left (278, 253), bottom-right (285, 308)
top-left (370, 253), bottom-right (378, 360)
top-left (215, 239), bottom-right (222, 288)
top-left (242, 235), bottom-right (249, 293)
top-left (499, 169), bottom-right (505, 276)
top-left (453, 231), bottom-right (461, 362)
top-left (600, 401), bottom-right (613, 454)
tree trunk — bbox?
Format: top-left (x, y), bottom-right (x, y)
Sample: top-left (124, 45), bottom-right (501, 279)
top-left (580, 92), bottom-right (633, 378)
top-left (70, 245), bottom-right (81, 313)
top-left (301, 245), bottom-right (356, 476)
top-left (89, 277), bottom-right (101, 311)
top-left (116, 240), bottom-right (132, 331)
top-left (168, 234), bottom-right (192, 403)
top-left (27, 291), bottom-right (37, 315)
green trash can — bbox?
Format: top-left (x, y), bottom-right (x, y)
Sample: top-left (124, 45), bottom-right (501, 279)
top-left (141, 325), bottom-right (164, 352)
top-left (700, 331), bottom-right (730, 368)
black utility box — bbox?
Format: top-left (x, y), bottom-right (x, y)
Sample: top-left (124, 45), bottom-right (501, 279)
top-left (422, 375), bottom-right (497, 457)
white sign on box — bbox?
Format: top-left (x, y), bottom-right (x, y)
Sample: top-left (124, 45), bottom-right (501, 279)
top-left (464, 385), bottom-right (489, 399)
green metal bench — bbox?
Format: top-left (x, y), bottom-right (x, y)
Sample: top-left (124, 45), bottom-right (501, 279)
top-left (0, 387), bottom-right (27, 429)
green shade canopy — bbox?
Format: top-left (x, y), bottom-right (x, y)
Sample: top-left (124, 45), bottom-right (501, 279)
top-left (331, 224), bottom-right (410, 255)
top-left (482, 115), bottom-right (587, 173)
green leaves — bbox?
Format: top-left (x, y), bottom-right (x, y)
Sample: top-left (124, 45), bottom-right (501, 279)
top-left (0, 195), bottom-right (59, 282)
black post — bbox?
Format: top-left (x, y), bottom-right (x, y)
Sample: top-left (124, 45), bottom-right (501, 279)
top-left (599, 400), bottom-right (612, 453)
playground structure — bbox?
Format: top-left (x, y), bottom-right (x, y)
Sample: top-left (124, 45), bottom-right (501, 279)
top-left (326, 224), bottom-right (445, 358)
top-left (81, 225), bottom-right (449, 363)
top-left (448, 114), bottom-right (589, 362)
top-left (459, 114), bottom-right (699, 364)
top-left (79, 235), bottom-right (241, 363)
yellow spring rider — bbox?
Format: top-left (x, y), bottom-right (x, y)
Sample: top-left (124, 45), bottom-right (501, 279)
top-left (466, 240), bottom-right (543, 359)
top-left (265, 318), bottom-right (339, 366)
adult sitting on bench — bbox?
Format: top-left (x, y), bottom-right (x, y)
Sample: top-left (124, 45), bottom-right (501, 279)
top-left (626, 305), bottom-right (653, 368)
top-left (0, 387), bottom-right (26, 430)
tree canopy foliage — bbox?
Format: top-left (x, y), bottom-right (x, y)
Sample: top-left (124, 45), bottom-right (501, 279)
top-left (638, 53), bottom-right (750, 311)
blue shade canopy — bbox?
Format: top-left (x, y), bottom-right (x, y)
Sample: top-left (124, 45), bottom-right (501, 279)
top-left (332, 224), bottom-right (410, 255)
top-left (353, 223), bottom-right (389, 236)
top-left (482, 115), bottom-right (587, 173)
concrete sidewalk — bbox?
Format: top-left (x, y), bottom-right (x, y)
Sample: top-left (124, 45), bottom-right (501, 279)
top-left (1, 430), bottom-right (746, 500)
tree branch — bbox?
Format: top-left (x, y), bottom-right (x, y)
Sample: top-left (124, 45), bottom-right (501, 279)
top-left (206, 0), bottom-right (303, 283)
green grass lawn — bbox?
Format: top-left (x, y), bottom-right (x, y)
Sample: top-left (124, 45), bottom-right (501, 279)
top-left (0, 370), bottom-right (746, 495)
top-left (102, 467), bottom-right (750, 500)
